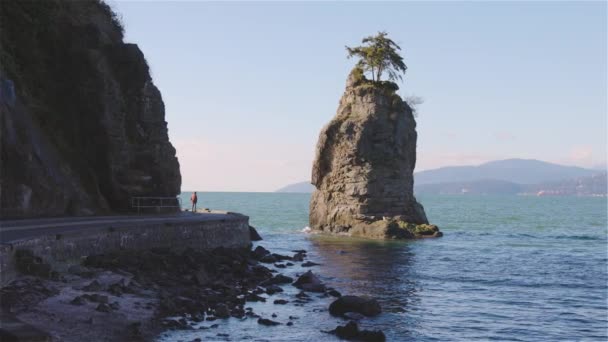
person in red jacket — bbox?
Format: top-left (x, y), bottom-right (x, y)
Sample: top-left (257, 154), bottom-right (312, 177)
top-left (190, 192), bottom-right (198, 212)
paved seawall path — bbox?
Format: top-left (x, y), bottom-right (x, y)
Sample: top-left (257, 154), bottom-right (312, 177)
top-left (0, 212), bottom-right (236, 243)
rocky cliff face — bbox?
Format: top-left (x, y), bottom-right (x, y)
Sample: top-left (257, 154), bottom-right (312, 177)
top-left (0, 0), bottom-right (181, 218)
top-left (310, 70), bottom-right (440, 239)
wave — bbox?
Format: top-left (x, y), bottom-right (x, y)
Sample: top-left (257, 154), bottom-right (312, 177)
top-left (301, 226), bottom-right (312, 233)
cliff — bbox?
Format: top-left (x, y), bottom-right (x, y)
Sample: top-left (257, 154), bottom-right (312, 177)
top-left (0, 0), bottom-right (181, 218)
top-left (309, 70), bottom-right (440, 239)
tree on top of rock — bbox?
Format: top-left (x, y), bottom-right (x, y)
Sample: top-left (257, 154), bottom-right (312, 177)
top-left (346, 31), bottom-right (407, 83)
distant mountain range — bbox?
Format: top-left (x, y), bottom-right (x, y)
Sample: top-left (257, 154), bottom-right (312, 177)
top-left (275, 159), bottom-right (607, 196)
top-left (414, 159), bottom-right (599, 185)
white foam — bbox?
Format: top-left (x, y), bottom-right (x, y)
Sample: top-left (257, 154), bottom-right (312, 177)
top-left (301, 226), bottom-right (312, 233)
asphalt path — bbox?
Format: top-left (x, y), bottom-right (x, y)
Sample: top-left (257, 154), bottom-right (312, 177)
top-left (0, 212), bottom-right (236, 244)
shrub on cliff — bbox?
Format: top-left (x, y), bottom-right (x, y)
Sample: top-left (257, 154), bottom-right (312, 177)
top-left (346, 31), bottom-right (407, 82)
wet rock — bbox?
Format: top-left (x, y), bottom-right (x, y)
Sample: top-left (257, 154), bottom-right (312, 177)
top-left (301, 261), bottom-right (321, 267)
top-left (291, 250), bottom-right (307, 254)
top-left (246, 293), bottom-right (266, 302)
top-left (258, 318), bottom-right (281, 326)
top-left (295, 291), bottom-right (310, 299)
top-left (260, 274), bottom-right (293, 286)
top-left (109, 301), bottom-right (120, 310)
top-left (249, 226), bottom-right (263, 241)
top-left (326, 321), bottom-right (386, 341)
top-left (252, 246), bottom-right (271, 259)
top-left (214, 304), bottom-right (230, 318)
top-left (329, 295), bottom-right (381, 317)
top-left (292, 253), bottom-right (305, 262)
top-left (274, 263), bottom-right (286, 268)
top-left (259, 254), bottom-right (278, 264)
top-left (272, 253), bottom-right (292, 261)
top-left (273, 299), bottom-right (288, 305)
top-left (287, 321), bottom-right (293, 326)
top-left (293, 271), bottom-right (326, 292)
top-left (265, 285), bottom-right (283, 295)
top-left (327, 289), bottom-right (342, 297)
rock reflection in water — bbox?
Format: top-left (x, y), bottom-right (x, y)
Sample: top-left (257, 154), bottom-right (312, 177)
top-left (309, 235), bottom-right (420, 315)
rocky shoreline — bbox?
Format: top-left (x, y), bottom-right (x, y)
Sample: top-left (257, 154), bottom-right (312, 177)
top-left (1, 228), bottom-right (387, 341)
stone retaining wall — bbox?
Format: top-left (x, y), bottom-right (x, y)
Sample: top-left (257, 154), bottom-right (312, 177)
top-left (0, 214), bottom-right (250, 286)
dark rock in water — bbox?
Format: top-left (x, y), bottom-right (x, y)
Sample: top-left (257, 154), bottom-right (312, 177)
top-left (273, 299), bottom-right (288, 305)
top-left (293, 271), bottom-right (326, 292)
top-left (292, 253), bottom-right (305, 262)
top-left (260, 274), bottom-right (293, 286)
top-left (246, 293), bottom-right (266, 302)
top-left (271, 313), bottom-right (277, 318)
top-left (274, 263), bottom-right (286, 268)
top-left (249, 226), bottom-right (263, 241)
top-left (214, 303), bottom-right (230, 318)
top-left (259, 254), bottom-right (278, 264)
top-left (326, 321), bottom-right (386, 341)
top-left (327, 289), bottom-right (342, 297)
top-left (301, 261), bottom-right (321, 267)
top-left (295, 291), bottom-right (310, 299)
top-left (291, 250), bottom-right (307, 254)
top-left (286, 262), bottom-right (294, 266)
top-left (272, 253), bottom-right (293, 261)
top-left (287, 321), bottom-right (293, 326)
top-left (265, 285), bottom-right (283, 295)
top-left (257, 318), bottom-right (281, 326)
top-left (329, 295), bottom-right (381, 317)
top-left (252, 246), bottom-right (271, 259)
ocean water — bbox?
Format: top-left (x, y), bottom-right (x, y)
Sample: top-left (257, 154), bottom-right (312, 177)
top-left (163, 193), bottom-right (608, 341)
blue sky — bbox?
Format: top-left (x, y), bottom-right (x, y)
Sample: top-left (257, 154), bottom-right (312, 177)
top-left (111, 1), bottom-right (607, 192)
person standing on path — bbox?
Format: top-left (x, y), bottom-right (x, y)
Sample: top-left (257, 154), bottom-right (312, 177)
top-left (191, 192), bottom-right (198, 212)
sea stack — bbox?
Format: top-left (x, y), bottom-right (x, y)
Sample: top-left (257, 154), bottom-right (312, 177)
top-left (309, 69), bottom-right (441, 239)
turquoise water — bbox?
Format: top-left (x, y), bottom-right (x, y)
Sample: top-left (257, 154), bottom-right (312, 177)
top-left (165, 193), bottom-right (607, 341)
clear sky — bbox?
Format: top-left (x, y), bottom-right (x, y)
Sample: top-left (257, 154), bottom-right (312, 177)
top-left (110, 1), bottom-right (607, 192)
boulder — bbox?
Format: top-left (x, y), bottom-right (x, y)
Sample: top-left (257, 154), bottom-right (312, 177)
top-left (214, 304), bottom-right (230, 318)
top-left (329, 295), bottom-right (381, 317)
top-left (252, 246), bottom-right (270, 260)
top-left (328, 321), bottom-right (386, 341)
top-left (293, 271), bottom-right (326, 292)
top-left (249, 226), bottom-right (263, 241)
top-left (309, 70), bottom-right (440, 239)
